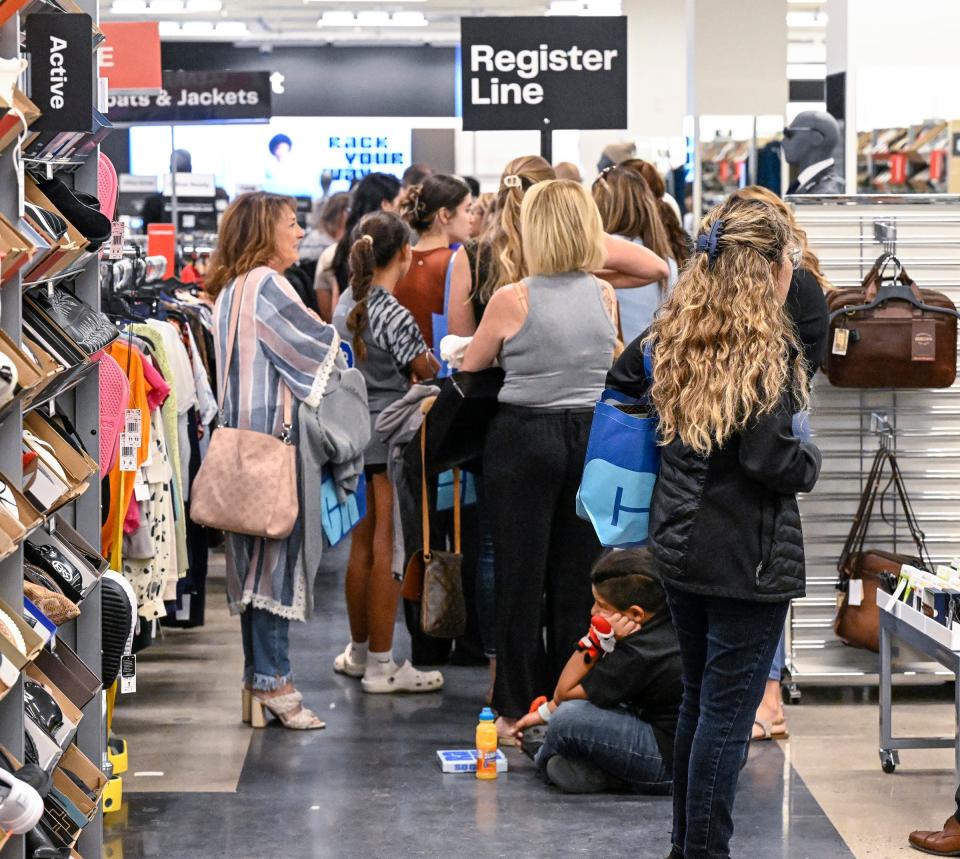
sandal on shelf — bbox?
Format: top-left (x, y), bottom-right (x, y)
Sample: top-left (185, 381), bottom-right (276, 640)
top-left (250, 691), bottom-right (324, 730)
top-left (752, 718), bottom-right (789, 742)
top-left (360, 660), bottom-right (443, 694)
top-left (333, 646), bottom-right (366, 679)
top-left (242, 686), bottom-right (301, 724)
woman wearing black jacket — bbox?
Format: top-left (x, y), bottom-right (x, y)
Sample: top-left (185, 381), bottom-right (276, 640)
top-left (608, 196), bottom-right (821, 859)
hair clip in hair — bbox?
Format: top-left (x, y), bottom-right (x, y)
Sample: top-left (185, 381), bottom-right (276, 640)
top-left (360, 234), bottom-right (374, 245)
top-left (695, 219), bottom-right (725, 269)
top-left (503, 174), bottom-right (522, 189)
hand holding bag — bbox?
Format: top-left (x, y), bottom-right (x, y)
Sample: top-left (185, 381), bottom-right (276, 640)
top-left (826, 256), bottom-right (958, 389)
top-left (402, 404), bottom-right (466, 639)
top-left (190, 270), bottom-right (299, 540)
top-left (834, 447), bottom-right (931, 651)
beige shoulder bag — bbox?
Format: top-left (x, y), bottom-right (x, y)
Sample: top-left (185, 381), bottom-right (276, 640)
top-left (190, 270), bottom-right (299, 540)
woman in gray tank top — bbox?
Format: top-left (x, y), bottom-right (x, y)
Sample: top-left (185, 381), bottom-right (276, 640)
top-left (462, 179), bottom-right (619, 737)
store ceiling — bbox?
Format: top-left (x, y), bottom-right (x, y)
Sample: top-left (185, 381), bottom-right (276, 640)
top-left (98, 0), bottom-right (555, 45)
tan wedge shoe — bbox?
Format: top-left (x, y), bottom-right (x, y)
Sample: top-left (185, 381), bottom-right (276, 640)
top-left (250, 690), bottom-right (325, 730)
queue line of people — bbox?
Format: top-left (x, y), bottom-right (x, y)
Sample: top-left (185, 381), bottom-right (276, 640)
top-left (204, 154), bottom-right (830, 858)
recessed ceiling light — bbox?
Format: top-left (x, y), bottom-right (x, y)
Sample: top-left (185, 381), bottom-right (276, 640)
top-left (110, 0), bottom-right (148, 12)
top-left (391, 11), bottom-right (428, 26)
top-left (149, 0), bottom-right (185, 12)
top-left (318, 10), bottom-right (356, 26)
top-left (215, 20), bottom-right (248, 35)
top-left (186, 0), bottom-right (223, 11)
top-left (180, 20), bottom-right (215, 34)
top-left (157, 20), bottom-right (180, 34)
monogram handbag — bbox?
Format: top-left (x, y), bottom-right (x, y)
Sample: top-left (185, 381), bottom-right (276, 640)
top-left (190, 270), bottom-right (299, 540)
top-left (403, 405), bottom-right (466, 639)
top-left (835, 447), bottom-right (931, 652)
top-left (826, 256), bottom-right (958, 388)
top-left (23, 284), bottom-right (119, 357)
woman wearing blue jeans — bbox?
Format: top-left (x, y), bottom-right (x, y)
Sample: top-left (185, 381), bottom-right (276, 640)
top-left (609, 195), bottom-right (822, 858)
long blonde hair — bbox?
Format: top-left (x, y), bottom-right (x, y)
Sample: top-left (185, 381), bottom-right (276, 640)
top-left (731, 185), bottom-right (832, 292)
top-left (649, 196), bottom-right (808, 456)
top-left (522, 180), bottom-right (606, 276)
top-left (592, 166), bottom-right (674, 298)
top-left (478, 155), bottom-right (555, 302)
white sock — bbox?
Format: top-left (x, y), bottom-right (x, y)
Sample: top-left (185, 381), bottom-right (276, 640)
top-left (365, 649), bottom-right (397, 677)
top-left (348, 641), bottom-right (368, 663)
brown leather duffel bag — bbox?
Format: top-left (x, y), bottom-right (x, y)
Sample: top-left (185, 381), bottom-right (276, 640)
top-left (825, 256), bottom-right (958, 388)
top-left (835, 447), bottom-right (931, 651)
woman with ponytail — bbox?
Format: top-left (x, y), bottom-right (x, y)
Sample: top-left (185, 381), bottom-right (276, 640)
top-left (332, 211), bottom-right (442, 694)
top-left (607, 195), bottom-right (821, 859)
top-left (621, 158), bottom-right (691, 268)
top-left (394, 173), bottom-right (473, 347)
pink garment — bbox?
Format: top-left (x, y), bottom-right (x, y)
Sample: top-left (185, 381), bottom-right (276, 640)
top-left (139, 348), bottom-right (171, 410)
top-left (97, 352), bottom-right (130, 479)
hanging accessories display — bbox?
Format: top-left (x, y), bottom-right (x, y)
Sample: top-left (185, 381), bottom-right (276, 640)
top-left (834, 445), bottom-right (931, 652)
top-left (403, 403), bottom-right (466, 640)
top-left (825, 254), bottom-right (959, 388)
top-left (190, 268), bottom-right (299, 540)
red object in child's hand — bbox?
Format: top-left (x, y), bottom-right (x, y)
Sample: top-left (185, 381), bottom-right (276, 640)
top-left (528, 695), bottom-right (548, 714)
top-left (577, 615), bottom-right (616, 663)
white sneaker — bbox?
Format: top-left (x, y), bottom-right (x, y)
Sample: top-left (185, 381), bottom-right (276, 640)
top-left (361, 660), bottom-right (444, 694)
top-left (0, 770), bottom-right (43, 835)
top-left (333, 645), bottom-right (366, 678)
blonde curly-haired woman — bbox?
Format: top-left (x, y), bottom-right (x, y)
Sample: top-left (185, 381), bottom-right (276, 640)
top-left (609, 194), bottom-right (822, 859)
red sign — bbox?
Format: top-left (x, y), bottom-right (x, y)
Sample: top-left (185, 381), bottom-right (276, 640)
top-left (889, 153), bottom-right (908, 186)
top-left (99, 22), bottom-right (162, 93)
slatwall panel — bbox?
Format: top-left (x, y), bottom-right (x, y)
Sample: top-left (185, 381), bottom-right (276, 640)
top-left (788, 197), bottom-right (960, 692)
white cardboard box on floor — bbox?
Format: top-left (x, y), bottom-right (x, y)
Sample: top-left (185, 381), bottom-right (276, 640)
top-left (437, 750), bottom-right (509, 773)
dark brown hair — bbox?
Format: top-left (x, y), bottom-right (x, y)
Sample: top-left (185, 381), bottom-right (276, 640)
top-left (591, 549), bottom-right (665, 614)
top-left (347, 211), bottom-right (410, 362)
top-left (205, 192), bottom-right (297, 297)
top-left (400, 174), bottom-right (471, 234)
top-left (621, 158), bottom-right (690, 266)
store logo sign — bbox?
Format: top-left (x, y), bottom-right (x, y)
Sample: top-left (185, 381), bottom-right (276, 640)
top-left (105, 70), bottom-right (272, 124)
top-left (26, 13), bottom-right (93, 132)
top-left (460, 16), bottom-right (626, 131)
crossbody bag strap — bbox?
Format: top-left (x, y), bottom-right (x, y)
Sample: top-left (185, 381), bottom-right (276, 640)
top-left (420, 410), bottom-right (431, 561)
top-left (838, 448), bottom-right (888, 573)
top-left (217, 270), bottom-right (250, 415)
top-left (884, 453), bottom-right (932, 568)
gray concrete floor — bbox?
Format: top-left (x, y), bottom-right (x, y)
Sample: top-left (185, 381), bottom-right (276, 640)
top-left (103, 543), bottom-right (911, 859)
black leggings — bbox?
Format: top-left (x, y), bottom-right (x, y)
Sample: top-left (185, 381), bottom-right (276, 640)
top-left (484, 405), bottom-right (601, 718)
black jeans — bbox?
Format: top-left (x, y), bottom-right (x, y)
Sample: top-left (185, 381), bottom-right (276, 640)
top-left (664, 583), bottom-right (789, 859)
top-left (484, 405), bottom-right (601, 718)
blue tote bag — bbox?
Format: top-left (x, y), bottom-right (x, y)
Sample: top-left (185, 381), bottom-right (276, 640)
top-left (576, 347), bottom-right (659, 548)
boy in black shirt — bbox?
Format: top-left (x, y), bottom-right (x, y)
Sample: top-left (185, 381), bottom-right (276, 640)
top-left (514, 549), bottom-right (682, 794)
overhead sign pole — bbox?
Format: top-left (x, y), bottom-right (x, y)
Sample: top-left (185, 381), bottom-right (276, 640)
top-left (460, 16), bottom-right (627, 163)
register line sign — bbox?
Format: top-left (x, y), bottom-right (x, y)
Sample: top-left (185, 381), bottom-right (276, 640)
top-left (460, 16), bottom-right (627, 131)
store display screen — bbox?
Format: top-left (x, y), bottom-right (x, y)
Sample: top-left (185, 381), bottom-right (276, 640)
top-left (129, 117), bottom-right (412, 198)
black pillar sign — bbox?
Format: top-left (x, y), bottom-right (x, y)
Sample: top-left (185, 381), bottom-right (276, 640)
top-left (26, 13), bottom-right (94, 132)
top-left (460, 17), bottom-right (627, 131)
top-left (106, 70), bottom-right (272, 124)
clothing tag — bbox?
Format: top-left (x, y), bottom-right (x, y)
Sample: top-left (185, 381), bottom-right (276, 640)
top-left (120, 654), bottom-right (136, 694)
top-left (849, 579), bottom-right (864, 607)
top-left (124, 408), bottom-right (142, 446)
top-left (108, 221), bottom-right (125, 260)
top-left (119, 432), bottom-right (137, 472)
top-left (133, 471), bottom-right (150, 502)
top-left (912, 320), bottom-right (936, 362)
top-left (832, 327), bottom-right (849, 356)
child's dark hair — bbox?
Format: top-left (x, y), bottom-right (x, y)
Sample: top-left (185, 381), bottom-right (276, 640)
top-left (347, 211), bottom-right (410, 362)
top-left (591, 549), bottom-right (666, 614)
top-left (400, 174), bottom-right (470, 234)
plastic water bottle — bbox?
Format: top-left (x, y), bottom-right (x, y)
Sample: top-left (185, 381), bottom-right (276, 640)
top-left (476, 707), bottom-right (497, 780)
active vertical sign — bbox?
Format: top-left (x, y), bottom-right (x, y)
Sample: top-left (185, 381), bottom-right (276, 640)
top-left (460, 17), bottom-right (627, 131)
top-left (26, 13), bottom-right (94, 132)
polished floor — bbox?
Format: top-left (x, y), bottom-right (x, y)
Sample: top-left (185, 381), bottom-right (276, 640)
top-left (104, 545), bottom-right (955, 859)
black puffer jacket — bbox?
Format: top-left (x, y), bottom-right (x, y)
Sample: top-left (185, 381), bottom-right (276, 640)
top-left (607, 342), bottom-right (822, 602)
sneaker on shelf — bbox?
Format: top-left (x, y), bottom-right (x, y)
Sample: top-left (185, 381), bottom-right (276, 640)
top-left (361, 660), bottom-right (443, 694)
top-left (333, 644), bottom-right (366, 679)
top-left (0, 769), bottom-right (43, 835)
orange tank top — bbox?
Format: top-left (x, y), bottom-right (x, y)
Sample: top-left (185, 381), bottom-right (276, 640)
top-left (393, 246), bottom-right (453, 348)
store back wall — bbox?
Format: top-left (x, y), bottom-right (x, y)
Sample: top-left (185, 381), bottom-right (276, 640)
top-left (160, 43), bottom-right (457, 117)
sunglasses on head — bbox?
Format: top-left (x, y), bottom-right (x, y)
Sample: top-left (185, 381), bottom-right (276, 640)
top-left (783, 126), bottom-right (826, 140)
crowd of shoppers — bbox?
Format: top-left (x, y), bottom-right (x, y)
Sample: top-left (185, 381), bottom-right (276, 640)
top-left (208, 153), bottom-right (834, 858)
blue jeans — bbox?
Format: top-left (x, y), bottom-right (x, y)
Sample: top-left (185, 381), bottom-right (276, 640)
top-left (665, 584), bottom-right (788, 859)
top-left (535, 699), bottom-right (672, 793)
top-left (768, 631), bottom-right (786, 682)
top-left (240, 606), bottom-right (292, 691)
top-left (474, 479), bottom-right (496, 658)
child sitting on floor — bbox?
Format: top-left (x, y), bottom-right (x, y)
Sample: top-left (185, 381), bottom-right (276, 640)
top-left (514, 549), bottom-right (682, 794)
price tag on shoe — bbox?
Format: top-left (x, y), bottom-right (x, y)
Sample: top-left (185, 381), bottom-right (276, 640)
top-left (121, 654), bottom-right (136, 694)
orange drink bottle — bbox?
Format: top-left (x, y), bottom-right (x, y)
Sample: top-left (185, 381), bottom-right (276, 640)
top-left (476, 707), bottom-right (498, 780)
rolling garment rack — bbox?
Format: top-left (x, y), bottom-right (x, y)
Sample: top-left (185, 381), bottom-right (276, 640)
top-left (787, 194), bottom-right (960, 702)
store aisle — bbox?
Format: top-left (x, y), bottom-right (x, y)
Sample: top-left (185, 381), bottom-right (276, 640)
top-left (106, 547), bottom-right (854, 859)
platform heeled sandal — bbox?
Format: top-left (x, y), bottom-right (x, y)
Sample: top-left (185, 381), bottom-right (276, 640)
top-left (242, 685), bottom-right (301, 724)
top-left (250, 690), bottom-right (325, 730)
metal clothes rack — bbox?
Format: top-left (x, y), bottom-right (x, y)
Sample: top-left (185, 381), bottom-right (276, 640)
top-left (0, 0), bottom-right (105, 855)
top-left (786, 195), bottom-right (960, 700)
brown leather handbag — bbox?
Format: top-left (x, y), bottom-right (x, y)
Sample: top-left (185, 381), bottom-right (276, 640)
top-left (190, 269), bottom-right (300, 540)
top-left (834, 447), bottom-right (931, 651)
top-left (402, 405), bottom-right (466, 639)
top-left (825, 256), bottom-right (958, 388)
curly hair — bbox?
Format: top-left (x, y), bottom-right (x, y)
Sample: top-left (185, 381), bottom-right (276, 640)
top-left (647, 195), bottom-right (808, 456)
